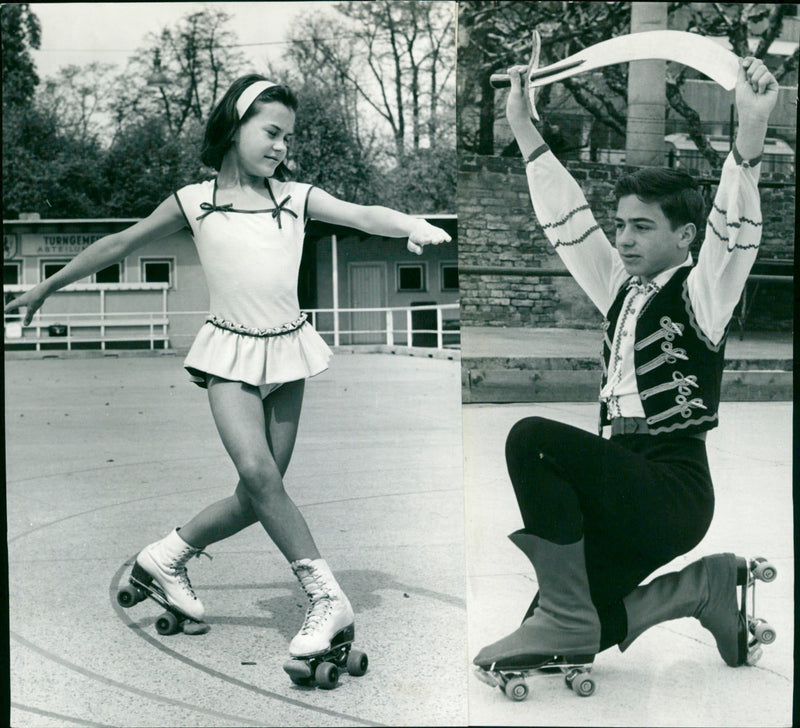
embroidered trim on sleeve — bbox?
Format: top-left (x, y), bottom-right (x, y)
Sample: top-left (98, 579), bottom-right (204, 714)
top-left (710, 202), bottom-right (762, 229)
top-left (707, 218), bottom-right (760, 251)
top-left (552, 224), bottom-right (602, 248)
top-left (541, 204), bottom-right (591, 230)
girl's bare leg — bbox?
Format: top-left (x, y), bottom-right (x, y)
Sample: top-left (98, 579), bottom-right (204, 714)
top-left (180, 377), bottom-right (319, 562)
top-left (178, 380), bottom-right (305, 549)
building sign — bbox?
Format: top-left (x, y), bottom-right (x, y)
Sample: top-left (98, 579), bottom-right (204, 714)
top-left (21, 233), bottom-right (104, 256)
top-left (4, 234), bottom-right (19, 259)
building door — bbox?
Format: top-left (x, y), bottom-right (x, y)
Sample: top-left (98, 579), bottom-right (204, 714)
top-left (348, 262), bottom-right (386, 344)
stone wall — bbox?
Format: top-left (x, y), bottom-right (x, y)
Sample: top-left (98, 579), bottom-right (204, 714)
top-left (458, 154), bottom-right (795, 330)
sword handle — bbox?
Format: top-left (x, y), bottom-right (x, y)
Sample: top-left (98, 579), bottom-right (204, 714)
top-left (489, 73), bottom-right (511, 89)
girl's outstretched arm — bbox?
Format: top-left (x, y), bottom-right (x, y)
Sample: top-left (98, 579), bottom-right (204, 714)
top-left (306, 188), bottom-right (451, 254)
top-left (4, 196), bottom-right (186, 325)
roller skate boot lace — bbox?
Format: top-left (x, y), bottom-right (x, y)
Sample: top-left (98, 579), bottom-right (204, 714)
top-left (296, 568), bottom-right (336, 635)
top-left (168, 549), bottom-right (212, 600)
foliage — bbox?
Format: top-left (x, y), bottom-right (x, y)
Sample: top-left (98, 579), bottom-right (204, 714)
top-left (101, 117), bottom-right (208, 217)
top-left (2, 103), bottom-right (105, 218)
top-left (2, 3), bottom-right (455, 219)
top-left (1, 3), bottom-right (41, 107)
top-left (458, 1), bottom-right (797, 165)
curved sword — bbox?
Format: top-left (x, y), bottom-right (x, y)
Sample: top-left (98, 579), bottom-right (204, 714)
top-left (490, 30), bottom-right (739, 91)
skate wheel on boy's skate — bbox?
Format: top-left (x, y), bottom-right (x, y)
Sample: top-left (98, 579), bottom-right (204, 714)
top-left (346, 648), bottom-right (369, 677)
top-left (751, 619), bottom-right (776, 645)
top-left (155, 611), bottom-right (180, 635)
top-left (116, 585), bottom-right (144, 608)
top-left (503, 677), bottom-right (529, 701)
top-left (315, 661), bottom-right (339, 690)
top-left (751, 558), bottom-right (777, 582)
top-left (573, 676), bottom-right (596, 697)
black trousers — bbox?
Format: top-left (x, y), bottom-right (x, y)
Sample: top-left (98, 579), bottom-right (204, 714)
top-left (505, 416), bottom-right (715, 650)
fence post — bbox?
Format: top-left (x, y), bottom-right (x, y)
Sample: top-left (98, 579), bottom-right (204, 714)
top-left (386, 309), bottom-right (393, 346)
top-left (436, 306), bottom-right (443, 349)
top-left (406, 309), bottom-right (412, 347)
top-left (100, 289), bottom-right (106, 351)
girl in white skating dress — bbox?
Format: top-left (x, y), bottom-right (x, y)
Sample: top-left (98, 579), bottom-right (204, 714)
top-left (5, 75), bottom-right (451, 659)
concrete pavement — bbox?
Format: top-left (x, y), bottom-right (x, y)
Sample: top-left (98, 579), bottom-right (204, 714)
top-left (6, 352), bottom-right (465, 727)
top-left (461, 327), bottom-right (793, 402)
top-left (463, 401), bottom-right (793, 726)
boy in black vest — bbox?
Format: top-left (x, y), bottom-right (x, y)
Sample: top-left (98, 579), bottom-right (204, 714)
top-left (473, 57), bottom-right (779, 672)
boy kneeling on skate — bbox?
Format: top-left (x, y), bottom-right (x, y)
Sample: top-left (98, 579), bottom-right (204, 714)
top-left (473, 56), bottom-right (779, 676)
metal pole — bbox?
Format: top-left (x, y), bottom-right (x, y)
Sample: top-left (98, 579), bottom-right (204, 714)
top-left (331, 234), bottom-right (340, 347)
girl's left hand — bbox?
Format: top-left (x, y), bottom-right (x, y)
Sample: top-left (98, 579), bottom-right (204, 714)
top-left (407, 219), bottom-right (452, 255)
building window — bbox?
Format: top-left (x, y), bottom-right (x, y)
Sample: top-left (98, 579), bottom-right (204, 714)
top-left (141, 258), bottom-right (173, 286)
top-left (440, 263), bottom-right (458, 292)
top-left (95, 263), bottom-right (122, 284)
top-left (4, 262), bottom-right (21, 285)
top-left (4, 262), bottom-right (22, 319)
top-left (41, 259), bottom-right (71, 281)
top-left (397, 263), bottom-right (426, 292)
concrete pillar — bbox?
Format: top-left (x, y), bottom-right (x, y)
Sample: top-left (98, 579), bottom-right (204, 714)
top-left (625, 2), bottom-right (668, 166)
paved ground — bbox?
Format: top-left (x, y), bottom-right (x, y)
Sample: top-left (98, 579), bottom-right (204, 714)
top-left (6, 352), bottom-right (465, 727)
top-left (463, 401), bottom-right (793, 726)
top-left (461, 327), bottom-right (793, 361)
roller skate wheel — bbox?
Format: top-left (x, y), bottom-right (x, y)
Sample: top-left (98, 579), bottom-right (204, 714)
top-left (155, 611), bottom-right (180, 635)
top-left (182, 620), bottom-right (210, 636)
top-left (503, 676), bottom-right (529, 702)
top-left (751, 620), bottom-right (777, 645)
top-left (574, 676), bottom-right (596, 697)
top-left (283, 659), bottom-right (313, 686)
top-left (116, 585), bottom-right (144, 608)
top-left (315, 661), bottom-right (339, 690)
top-left (346, 648), bottom-right (369, 677)
top-left (564, 670), bottom-right (578, 689)
top-left (752, 558), bottom-right (777, 582)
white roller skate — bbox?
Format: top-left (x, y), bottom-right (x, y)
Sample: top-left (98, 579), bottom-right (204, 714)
top-left (283, 558), bottom-right (367, 689)
top-left (124, 528), bottom-right (207, 626)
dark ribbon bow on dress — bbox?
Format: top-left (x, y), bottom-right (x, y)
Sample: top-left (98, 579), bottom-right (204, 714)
top-left (196, 202), bottom-right (234, 220)
top-left (195, 196), bottom-right (298, 228)
top-left (269, 195), bottom-right (298, 229)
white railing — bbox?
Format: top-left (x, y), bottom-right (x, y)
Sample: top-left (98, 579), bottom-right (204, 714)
top-left (306, 303), bottom-right (460, 349)
top-left (3, 310), bottom-right (170, 351)
top-left (4, 303), bottom-right (460, 352)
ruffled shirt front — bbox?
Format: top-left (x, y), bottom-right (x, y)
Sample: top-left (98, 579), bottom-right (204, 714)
top-left (174, 177), bottom-right (332, 387)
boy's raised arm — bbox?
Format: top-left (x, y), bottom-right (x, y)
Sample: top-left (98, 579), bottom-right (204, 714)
top-left (505, 67), bottom-right (626, 316)
top-left (689, 57), bottom-right (779, 346)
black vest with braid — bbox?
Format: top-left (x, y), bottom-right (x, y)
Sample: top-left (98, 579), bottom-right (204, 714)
top-left (600, 266), bottom-right (728, 435)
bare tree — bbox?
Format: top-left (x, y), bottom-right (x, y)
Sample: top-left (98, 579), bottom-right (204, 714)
top-left (285, 1), bottom-right (454, 161)
top-left (109, 8), bottom-right (246, 138)
top-left (458, 1), bottom-right (797, 164)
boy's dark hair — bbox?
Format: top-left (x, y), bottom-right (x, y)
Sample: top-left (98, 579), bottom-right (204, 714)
top-left (614, 168), bottom-right (706, 233)
top-left (201, 74), bottom-right (298, 178)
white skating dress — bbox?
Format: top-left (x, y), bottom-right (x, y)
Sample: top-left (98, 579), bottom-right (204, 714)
top-left (174, 177), bottom-right (332, 388)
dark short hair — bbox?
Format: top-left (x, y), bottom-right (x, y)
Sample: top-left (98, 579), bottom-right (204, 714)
top-left (614, 168), bottom-right (705, 232)
top-left (201, 74), bottom-right (298, 176)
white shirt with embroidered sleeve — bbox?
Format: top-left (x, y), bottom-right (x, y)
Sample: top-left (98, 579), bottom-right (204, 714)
top-left (525, 148), bottom-right (762, 418)
top-left (687, 151), bottom-right (763, 347)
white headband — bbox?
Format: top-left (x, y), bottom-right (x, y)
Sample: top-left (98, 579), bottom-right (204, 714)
top-left (236, 80), bottom-right (277, 119)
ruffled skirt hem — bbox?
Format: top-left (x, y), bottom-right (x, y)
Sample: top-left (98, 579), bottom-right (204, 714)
top-left (183, 320), bottom-right (332, 389)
